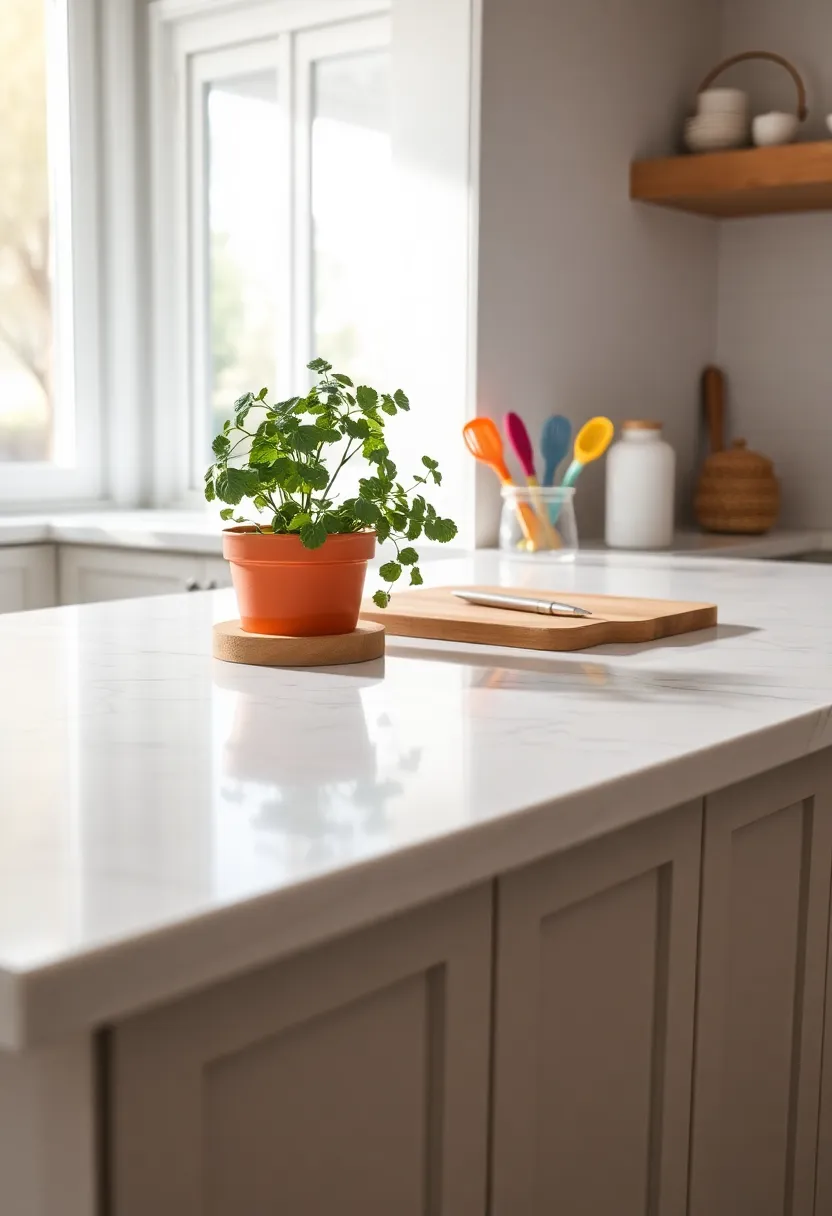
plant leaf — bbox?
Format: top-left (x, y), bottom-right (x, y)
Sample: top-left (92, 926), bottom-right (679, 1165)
top-left (212, 434), bottom-right (230, 456)
top-left (293, 424), bottom-right (323, 453)
top-left (421, 455), bottom-right (439, 470)
top-left (398, 547), bottom-right (419, 565)
top-left (333, 373), bottom-right (353, 386)
top-left (249, 437), bottom-right (279, 465)
top-left (409, 566), bottom-right (424, 586)
top-left (300, 520), bottom-right (328, 549)
top-left (372, 590), bottom-right (390, 609)
top-left (288, 512), bottom-right (312, 531)
top-left (353, 497), bottom-right (381, 525)
top-left (307, 357), bottom-right (332, 373)
top-left (345, 417), bottom-right (371, 440)
top-left (216, 466), bottom-right (257, 505)
top-left (359, 476), bottom-right (385, 501)
top-left (380, 395), bottom-right (397, 416)
top-left (379, 560), bottom-right (402, 582)
top-left (356, 385), bottom-right (379, 412)
top-left (423, 516), bottom-right (458, 543)
top-left (298, 461), bottom-right (329, 490)
top-left (219, 507), bottom-right (234, 520)
top-left (204, 481), bottom-right (216, 502)
top-left (393, 388), bottom-right (410, 411)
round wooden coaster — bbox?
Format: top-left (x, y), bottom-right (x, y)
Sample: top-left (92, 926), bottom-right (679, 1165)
top-left (212, 619), bottom-right (385, 667)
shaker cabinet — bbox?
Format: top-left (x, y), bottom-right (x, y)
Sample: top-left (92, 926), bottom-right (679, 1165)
top-left (110, 886), bottom-right (491, 1216)
top-left (0, 545), bottom-right (56, 613)
top-left (491, 800), bottom-right (702, 1216)
top-left (689, 753), bottom-right (832, 1216)
top-left (58, 545), bottom-right (231, 605)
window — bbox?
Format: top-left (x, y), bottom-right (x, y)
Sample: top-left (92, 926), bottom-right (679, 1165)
top-left (152, 0), bottom-right (474, 534)
top-left (0, 0), bottom-right (52, 462)
top-left (0, 0), bottom-right (101, 500)
top-left (310, 43), bottom-right (392, 386)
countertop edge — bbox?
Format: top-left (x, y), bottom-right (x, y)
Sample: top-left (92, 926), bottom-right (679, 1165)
top-left (0, 512), bottom-right (828, 561)
top-left (4, 705), bottom-right (827, 1050)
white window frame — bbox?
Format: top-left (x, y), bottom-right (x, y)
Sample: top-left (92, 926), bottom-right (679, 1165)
top-left (0, 0), bottom-right (104, 505)
top-left (149, 0), bottom-right (391, 506)
top-left (149, 0), bottom-right (479, 543)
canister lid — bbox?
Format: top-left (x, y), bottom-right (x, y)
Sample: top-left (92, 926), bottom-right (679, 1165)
top-left (622, 420), bottom-right (662, 431)
top-left (705, 438), bottom-right (775, 478)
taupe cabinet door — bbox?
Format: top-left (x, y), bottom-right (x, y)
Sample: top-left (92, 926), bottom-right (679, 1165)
top-left (491, 801), bottom-right (702, 1216)
top-left (689, 753), bottom-right (832, 1216)
top-left (111, 886), bottom-right (491, 1216)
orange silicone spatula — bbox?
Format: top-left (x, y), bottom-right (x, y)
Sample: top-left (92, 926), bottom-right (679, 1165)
top-left (463, 417), bottom-right (540, 548)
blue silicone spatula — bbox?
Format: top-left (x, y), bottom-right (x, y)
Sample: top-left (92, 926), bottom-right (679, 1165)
top-left (540, 415), bottom-right (572, 486)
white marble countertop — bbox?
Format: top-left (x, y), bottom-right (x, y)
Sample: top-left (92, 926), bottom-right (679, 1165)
top-left (0, 507), bottom-right (828, 560)
top-left (2, 548), bottom-right (832, 1048)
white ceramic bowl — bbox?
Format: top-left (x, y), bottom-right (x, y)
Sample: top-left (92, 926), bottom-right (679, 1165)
top-left (697, 88), bottom-right (749, 117)
top-left (752, 111), bottom-right (800, 147)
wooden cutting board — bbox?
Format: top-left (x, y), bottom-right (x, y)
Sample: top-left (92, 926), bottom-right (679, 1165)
top-left (360, 586), bottom-right (717, 652)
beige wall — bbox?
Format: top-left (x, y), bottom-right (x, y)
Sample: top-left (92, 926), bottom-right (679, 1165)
top-left (474, 0), bottom-right (722, 543)
top-left (716, 0), bottom-right (832, 527)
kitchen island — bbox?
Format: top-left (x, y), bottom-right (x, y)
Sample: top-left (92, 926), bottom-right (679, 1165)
top-left (2, 548), bottom-right (832, 1215)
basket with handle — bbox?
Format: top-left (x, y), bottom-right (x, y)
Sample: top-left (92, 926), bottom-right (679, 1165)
top-left (697, 50), bottom-right (808, 122)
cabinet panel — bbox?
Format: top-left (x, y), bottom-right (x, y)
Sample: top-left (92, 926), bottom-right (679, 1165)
top-left (0, 545), bottom-right (56, 612)
top-left (111, 886), bottom-right (491, 1216)
top-left (492, 801), bottom-right (702, 1216)
top-left (690, 752), bottom-right (832, 1216)
top-left (815, 758), bottom-right (832, 1212)
top-left (202, 555), bottom-right (232, 589)
top-left (58, 545), bottom-right (205, 604)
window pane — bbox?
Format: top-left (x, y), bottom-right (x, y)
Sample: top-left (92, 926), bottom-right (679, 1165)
top-left (312, 49), bottom-right (392, 385)
top-left (207, 71), bottom-right (280, 441)
top-left (0, 0), bottom-right (52, 462)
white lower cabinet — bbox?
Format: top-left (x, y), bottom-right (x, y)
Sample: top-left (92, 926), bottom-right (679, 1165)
top-left (492, 801), bottom-right (702, 1216)
top-left (58, 546), bottom-right (231, 605)
top-left (0, 545), bottom-right (57, 613)
top-left (110, 887), bottom-right (491, 1216)
top-left (689, 753), bottom-right (832, 1216)
top-left (202, 556), bottom-right (234, 591)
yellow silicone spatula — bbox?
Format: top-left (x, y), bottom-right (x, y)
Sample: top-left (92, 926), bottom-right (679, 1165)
top-left (550, 416), bottom-right (614, 525)
top-left (561, 416), bottom-right (615, 488)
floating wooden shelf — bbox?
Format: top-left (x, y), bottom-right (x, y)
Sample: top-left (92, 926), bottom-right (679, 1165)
top-left (631, 142), bottom-right (832, 218)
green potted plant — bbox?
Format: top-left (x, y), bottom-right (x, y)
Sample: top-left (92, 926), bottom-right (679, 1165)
top-left (205, 358), bottom-right (457, 636)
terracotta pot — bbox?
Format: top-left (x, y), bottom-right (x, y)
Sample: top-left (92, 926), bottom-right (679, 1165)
top-left (222, 528), bottom-right (376, 636)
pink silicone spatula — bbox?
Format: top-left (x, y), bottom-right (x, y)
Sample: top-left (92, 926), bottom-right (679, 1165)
top-left (504, 412), bottom-right (560, 548)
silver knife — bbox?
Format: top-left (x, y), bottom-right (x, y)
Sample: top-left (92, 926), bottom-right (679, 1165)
top-left (451, 590), bottom-right (592, 618)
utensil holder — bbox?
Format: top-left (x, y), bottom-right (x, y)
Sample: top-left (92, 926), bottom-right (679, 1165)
top-left (500, 486), bottom-right (578, 559)
top-left (697, 51), bottom-right (808, 122)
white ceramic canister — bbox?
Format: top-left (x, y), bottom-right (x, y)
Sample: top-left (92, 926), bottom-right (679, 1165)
top-left (605, 421), bottom-right (676, 549)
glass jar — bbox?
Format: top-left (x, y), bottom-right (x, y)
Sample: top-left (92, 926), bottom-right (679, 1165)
top-left (499, 486), bottom-right (578, 559)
